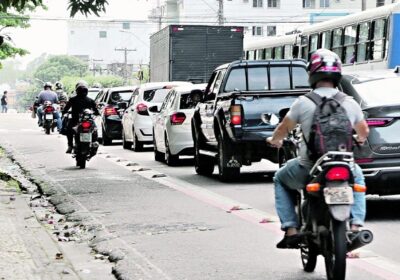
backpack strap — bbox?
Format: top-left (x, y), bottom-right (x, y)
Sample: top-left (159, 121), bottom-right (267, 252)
top-left (332, 91), bottom-right (347, 104)
top-left (305, 91), bottom-right (323, 106)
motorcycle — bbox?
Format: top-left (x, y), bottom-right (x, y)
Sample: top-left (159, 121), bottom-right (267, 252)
top-left (43, 101), bottom-right (57, 135)
top-left (72, 109), bottom-right (98, 169)
top-left (279, 128), bottom-right (373, 280)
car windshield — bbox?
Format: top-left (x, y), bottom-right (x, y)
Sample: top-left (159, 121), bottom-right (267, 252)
top-left (144, 88), bottom-right (170, 103)
top-left (352, 78), bottom-right (400, 107)
top-left (110, 90), bottom-right (133, 103)
top-left (88, 90), bottom-right (100, 100)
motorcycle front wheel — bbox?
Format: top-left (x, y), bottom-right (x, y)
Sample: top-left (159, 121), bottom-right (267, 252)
top-left (301, 241), bottom-right (318, 272)
top-left (324, 220), bottom-right (347, 280)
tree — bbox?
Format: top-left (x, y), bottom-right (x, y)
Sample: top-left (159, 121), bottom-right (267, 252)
top-left (61, 75), bottom-right (124, 95)
top-left (0, 0), bottom-right (109, 16)
top-left (0, 11), bottom-right (30, 68)
top-left (33, 55), bottom-right (89, 83)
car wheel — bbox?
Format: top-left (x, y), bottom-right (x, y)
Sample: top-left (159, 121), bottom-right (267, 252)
top-left (102, 127), bottom-right (112, 146)
top-left (217, 133), bottom-right (240, 182)
top-left (153, 131), bottom-right (164, 162)
top-left (132, 127), bottom-right (143, 152)
top-left (122, 129), bottom-right (132, 150)
top-left (165, 136), bottom-right (179, 166)
top-left (193, 128), bottom-right (214, 175)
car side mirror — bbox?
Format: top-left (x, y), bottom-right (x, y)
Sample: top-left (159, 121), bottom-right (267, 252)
top-left (148, 105), bottom-right (160, 113)
top-left (118, 102), bottom-right (128, 110)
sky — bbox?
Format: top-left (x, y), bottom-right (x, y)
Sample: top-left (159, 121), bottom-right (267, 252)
top-left (8, 0), bottom-right (153, 67)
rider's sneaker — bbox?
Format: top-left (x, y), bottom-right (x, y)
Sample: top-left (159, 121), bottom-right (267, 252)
top-left (66, 146), bottom-right (73, 154)
top-left (38, 122), bottom-right (43, 127)
top-left (276, 234), bottom-right (303, 249)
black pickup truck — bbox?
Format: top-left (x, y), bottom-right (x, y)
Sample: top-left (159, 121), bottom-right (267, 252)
top-left (191, 59), bottom-right (310, 181)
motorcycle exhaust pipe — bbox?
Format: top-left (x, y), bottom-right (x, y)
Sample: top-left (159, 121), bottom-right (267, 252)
top-left (347, 229), bottom-right (373, 252)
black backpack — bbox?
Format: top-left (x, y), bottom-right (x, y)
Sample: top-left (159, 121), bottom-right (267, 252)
top-left (304, 91), bottom-right (353, 162)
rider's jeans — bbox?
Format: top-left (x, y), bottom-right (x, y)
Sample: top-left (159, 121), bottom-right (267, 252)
top-left (37, 106), bottom-right (62, 131)
top-left (274, 158), bottom-right (366, 231)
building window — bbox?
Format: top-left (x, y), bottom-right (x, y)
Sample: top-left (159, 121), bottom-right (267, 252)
top-left (376, 0), bottom-right (385, 7)
top-left (320, 0), bottom-right (330, 7)
top-left (99, 31), bottom-right (107, 38)
top-left (303, 0), bottom-right (316, 8)
top-left (267, 26), bottom-right (276, 36)
top-left (268, 0), bottom-right (280, 8)
top-left (252, 26), bottom-right (263, 36)
top-left (122, 22), bottom-right (130, 30)
top-left (253, 0), bottom-right (263, 7)
top-left (243, 0), bottom-right (249, 2)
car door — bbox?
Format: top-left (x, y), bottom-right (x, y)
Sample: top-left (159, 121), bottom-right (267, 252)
top-left (155, 90), bottom-right (173, 152)
top-left (123, 88), bottom-right (139, 141)
top-left (95, 89), bottom-right (107, 137)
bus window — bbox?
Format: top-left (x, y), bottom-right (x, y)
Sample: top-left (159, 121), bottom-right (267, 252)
top-left (321, 31), bottom-right (332, 49)
top-left (357, 22), bottom-right (370, 62)
top-left (344, 25), bottom-right (357, 64)
top-left (371, 18), bottom-right (386, 60)
top-left (301, 36), bottom-right (308, 60)
top-left (309, 34), bottom-right (319, 54)
top-left (284, 45), bottom-right (293, 59)
top-left (265, 48), bottom-right (273, 59)
top-left (274, 46), bottom-right (283, 59)
top-left (257, 49), bottom-right (265, 60)
top-left (332, 28), bottom-right (343, 60)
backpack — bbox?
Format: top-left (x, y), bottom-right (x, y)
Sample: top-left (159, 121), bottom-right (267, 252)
top-left (304, 91), bottom-right (353, 162)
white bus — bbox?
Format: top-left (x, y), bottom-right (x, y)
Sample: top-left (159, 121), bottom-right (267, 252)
top-left (244, 3), bottom-right (400, 71)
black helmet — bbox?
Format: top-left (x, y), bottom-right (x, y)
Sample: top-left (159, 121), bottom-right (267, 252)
top-left (44, 82), bottom-right (53, 90)
top-left (75, 80), bottom-right (89, 97)
top-left (55, 81), bottom-right (63, 90)
top-left (307, 48), bottom-right (342, 89)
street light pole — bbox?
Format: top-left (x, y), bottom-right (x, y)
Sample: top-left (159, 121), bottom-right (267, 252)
top-left (217, 0), bottom-right (224, 26)
top-left (362, 0), bottom-right (366, 11)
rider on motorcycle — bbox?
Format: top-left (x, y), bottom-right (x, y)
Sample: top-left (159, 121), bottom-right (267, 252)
top-left (55, 81), bottom-right (69, 108)
top-left (267, 49), bottom-right (370, 249)
top-left (62, 80), bottom-right (99, 154)
top-left (37, 82), bottom-right (62, 131)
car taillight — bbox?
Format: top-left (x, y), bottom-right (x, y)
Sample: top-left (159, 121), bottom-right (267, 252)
top-left (230, 105), bottom-right (242, 125)
top-left (136, 103), bottom-right (149, 115)
top-left (104, 106), bottom-right (117, 116)
top-left (170, 112), bottom-right (186, 125)
top-left (366, 118), bottom-right (393, 127)
top-left (326, 167), bottom-right (350, 181)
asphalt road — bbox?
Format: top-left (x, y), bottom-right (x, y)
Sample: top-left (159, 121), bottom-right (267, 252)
top-left (1, 113), bottom-right (400, 280)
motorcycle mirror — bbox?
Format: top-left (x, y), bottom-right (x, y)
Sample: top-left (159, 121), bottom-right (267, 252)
top-left (261, 113), bottom-right (279, 125)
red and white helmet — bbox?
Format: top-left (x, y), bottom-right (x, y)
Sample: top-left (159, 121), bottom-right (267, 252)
top-left (307, 48), bottom-right (342, 89)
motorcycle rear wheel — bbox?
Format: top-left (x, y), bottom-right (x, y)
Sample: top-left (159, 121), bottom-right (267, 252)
top-left (76, 156), bottom-right (86, 169)
top-left (324, 220), bottom-right (347, 280)
top-left (45, 126), bottom-right (50, 135)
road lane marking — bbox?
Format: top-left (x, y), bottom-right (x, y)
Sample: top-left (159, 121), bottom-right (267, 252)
top-left (100, 152), bottom-right (400, 280)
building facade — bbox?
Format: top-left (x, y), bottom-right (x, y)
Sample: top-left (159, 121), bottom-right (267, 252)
top-left (149, 0), bottom-right (395, 44)
top-left (67, 20), bottom-right (157, 76)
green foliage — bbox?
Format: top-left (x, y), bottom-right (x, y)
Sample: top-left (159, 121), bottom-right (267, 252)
top-left (61, 75), bottom-right (124, 95)
top-left (0, 0), bottom-right (108, 16)
top-left (33, 55), bottom-right (89, 83)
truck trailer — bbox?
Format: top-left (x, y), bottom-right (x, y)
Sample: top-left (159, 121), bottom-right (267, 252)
top-left (150, 25), bottom-right (244, 83)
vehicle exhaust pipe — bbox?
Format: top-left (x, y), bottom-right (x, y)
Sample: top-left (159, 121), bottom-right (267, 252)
top-left (347, 229), bottom-right (373, 252)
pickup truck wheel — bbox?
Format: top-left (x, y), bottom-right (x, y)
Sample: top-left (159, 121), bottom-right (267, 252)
top-left (217, 134), bottom-right (240, 182)
top-left (194, 135), bottom-right (214, 175)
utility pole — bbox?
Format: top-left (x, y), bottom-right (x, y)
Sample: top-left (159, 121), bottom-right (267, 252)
top-left (362, 0), bottom-right (367, 10)
top-left (90, 59), bottom-right (103, 76)
top-left (115, 48), bottom-right (136, 84)
top-left (217, 0), bottom-right (224, 26)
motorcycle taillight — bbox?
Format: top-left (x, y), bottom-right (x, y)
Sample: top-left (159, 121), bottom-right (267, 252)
top-left (325, 166), bottom-right (350, 181)
top-left (44, 107), bottom-right (54, 113)
top-left (81, 121), bottom-right (91, 132)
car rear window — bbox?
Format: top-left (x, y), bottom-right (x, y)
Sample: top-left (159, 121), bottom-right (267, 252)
top-left (144, 88), bottom-right (170, 103)
top-left (224, 65), bottom-right (309, 92)
top-left (179, 91), bottom-right (202, 109)
top-left (352, 78), bottom-right (400, 107)
top-left (110, 90), bottom-right (133, 103)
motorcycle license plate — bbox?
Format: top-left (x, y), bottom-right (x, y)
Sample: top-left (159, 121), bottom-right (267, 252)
top-left (324, 186), bottom-right (354, 205)
top-left (45, 114), bottom-right (53, 120)
top-left (80, 133), bottom-right (92, 143)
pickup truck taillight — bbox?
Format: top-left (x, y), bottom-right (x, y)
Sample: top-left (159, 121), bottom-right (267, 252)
top-left (104, 106), bottom-right (117, 116)
top-left (170, 112), bottom-right (186, 125)
top-left (230, 105), bottom-right (242, 125)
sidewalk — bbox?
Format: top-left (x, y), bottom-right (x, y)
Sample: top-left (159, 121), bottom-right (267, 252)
top-left (0, 180), bottom-right (79, 280)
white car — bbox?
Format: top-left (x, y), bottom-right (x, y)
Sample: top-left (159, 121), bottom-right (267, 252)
top-left (151, 84), bottom-right (206, 166)
top-left (122, 82), bottom-right (192, 151)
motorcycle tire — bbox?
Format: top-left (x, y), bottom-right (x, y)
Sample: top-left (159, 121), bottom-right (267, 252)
top-left (324, 220), bottom-right (347, 280)
top-left (45, 126), bottom-right (51, 135)
top-left (76, 156), bottom-right (86, 169)
top-left (301, 242), bottom-right (318, 272)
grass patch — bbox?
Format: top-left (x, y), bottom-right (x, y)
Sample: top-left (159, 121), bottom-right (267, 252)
top-left (6, 179), bottom-right (21, 193)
